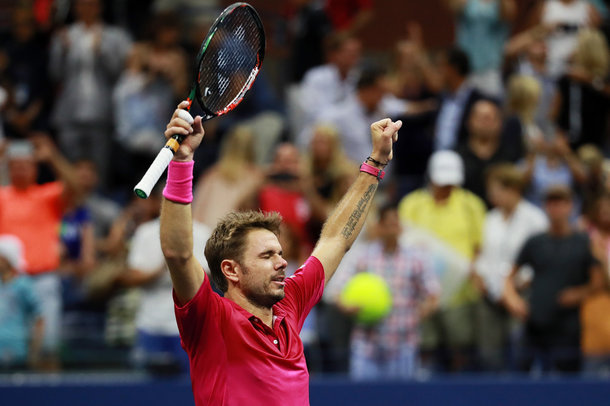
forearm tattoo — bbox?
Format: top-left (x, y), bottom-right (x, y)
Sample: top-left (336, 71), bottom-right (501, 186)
top-left (341, 184), bottom-right (377, 239)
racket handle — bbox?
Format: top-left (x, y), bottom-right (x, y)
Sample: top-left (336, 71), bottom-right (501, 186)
top-left (133, 147), bottom-right (174, 199)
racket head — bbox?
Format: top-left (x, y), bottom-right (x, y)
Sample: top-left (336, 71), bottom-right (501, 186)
top-left (193, 2), bottom-right (265, 119)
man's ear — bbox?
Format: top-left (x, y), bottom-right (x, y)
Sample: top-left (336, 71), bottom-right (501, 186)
top-left (221, 259), bottom-right (240, 285)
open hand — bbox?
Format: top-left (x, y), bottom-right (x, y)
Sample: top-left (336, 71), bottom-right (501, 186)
top-left (165, 101), bottom-right (205, 161)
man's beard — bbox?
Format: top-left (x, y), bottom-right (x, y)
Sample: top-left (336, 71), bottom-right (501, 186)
top-left (247, 288), bottom-right (285, 309)
top-left (241, 264), bottom-right (285, 309)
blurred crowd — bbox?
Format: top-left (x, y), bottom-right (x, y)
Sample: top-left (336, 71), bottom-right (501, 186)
top-left (2, 0), bottom-right (610, 381)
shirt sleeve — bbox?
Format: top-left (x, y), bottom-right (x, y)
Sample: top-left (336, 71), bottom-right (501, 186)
top-left (281, 256), bottom-right (325, 332)
top-left (40, 181), bottom-right (65, 216)
top-left (173, 275), bottom-right (227, 356)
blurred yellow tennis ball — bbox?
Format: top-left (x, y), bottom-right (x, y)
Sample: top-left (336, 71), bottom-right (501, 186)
top-left (340, 272), bottom-right (392, 325)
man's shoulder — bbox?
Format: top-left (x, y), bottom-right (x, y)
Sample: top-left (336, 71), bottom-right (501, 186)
top-left (454, 188), bottom-right (486, 211)
top-left (402, 188), bottom-right (432, 204)
top-left (516, 200), bottom-right (547, 223)
top-left (302, 64), bottom-right (336, 83)
top-left (569, 231), bottom-right (591, 245)
top-left (525, 231), bottom-right (551, 246)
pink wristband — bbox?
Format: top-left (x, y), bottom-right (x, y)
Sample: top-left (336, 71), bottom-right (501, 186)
top-left (163, 160), bottom-right (194, 204)
top-left (360, 162), bottom-right (385, 180)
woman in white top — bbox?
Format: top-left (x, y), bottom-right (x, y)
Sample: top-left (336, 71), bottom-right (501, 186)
top-left (530, 0), bottom-right (601, 78)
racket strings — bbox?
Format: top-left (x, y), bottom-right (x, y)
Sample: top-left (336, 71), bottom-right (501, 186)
top-left (197, 7), bottom-right (263, 115)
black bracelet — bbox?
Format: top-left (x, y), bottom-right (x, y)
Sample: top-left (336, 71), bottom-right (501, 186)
top-left (366, 156), bottom-right (389, 167)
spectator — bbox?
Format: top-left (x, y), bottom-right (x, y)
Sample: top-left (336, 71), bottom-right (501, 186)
top-left (325, 0), bottom-right (374, 36)
top-left (306, 66), bottom-right (413, 163)
top-left (529, 0), bottom-right (600, 79)
top-left (0, 235), bottom-right (44, 371)
top-left (447, 0), bottom-right (516, 96)
top-left (387, 26), bottom-right (441, 197)
top-left (504, 25), bottom-right (556, 137)
top-left (298, 33), bottom-right (361, 132)
top-left (60, 166), bottom-right (97, 281)
top-left (457, 99), bottom-right (524, 206)
top-left (117, 186), bottom-right (211, 374)
top-left (503, 185), bottom-right (605, 373)
top-left (474, 163), bottom-right (548, 370)
top-left (2, 6), bottom-right (50, 139)
top-left (504, 75), bottom-right (545, 153)
top-left (59, 197), bottom-right (96, 308)
top-left (388, 22), bottom-right (442, 100)
top-left (283, 0), bottom-right (333, 83)
top-left (552, 28), bottom-right (610, 150)
top-left (113, 12), bottom-right (188, 191)
top-left (49, 0), bottom-right (132, 190)
top-left (102, 194), bottom-right (164, 348)
top-left (71, 159), bottom-right (121, 243)
top-left (192, 126), bottom-right (263, 229)
top-left (434, 47), bottom-right (485, 151)
top-left (522, 134), bottom-right (586, 209)
top-left (335, 204), bottom-right (440, 380)
top-left (577, 144), bottom-right (606, 222)
top-left (242, 143), bottom-right (313, 251)
top-left (301, 124), bottom-right (356, 242)
top-left (0, 136), bottom-right (82, 370)
top-left (398, 150), bottom-right (486, 372)
top-left (581, 193), bottom-right (610, 374)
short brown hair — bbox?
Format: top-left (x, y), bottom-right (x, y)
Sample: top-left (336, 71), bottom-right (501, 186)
top-left (543, 184), bottom-right (573, 202)
top-left (204, 211), bottom-right (282, 292)
top-left (486, 163), bottom-right (526, 194)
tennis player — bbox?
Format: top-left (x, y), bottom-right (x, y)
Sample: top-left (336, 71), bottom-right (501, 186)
top-left (160, 101), bottom-right (402, 405)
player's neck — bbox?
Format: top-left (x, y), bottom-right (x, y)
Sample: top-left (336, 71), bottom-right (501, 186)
top-left (226, 290), bottom-right (274, 328)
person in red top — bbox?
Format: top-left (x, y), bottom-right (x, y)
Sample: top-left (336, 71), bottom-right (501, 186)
top-left (0, 134), bottom-right (81, 370)
top-left (159, 100), bottom-right (401, 405)
top-left (325, 0), bottom-right (374, 35)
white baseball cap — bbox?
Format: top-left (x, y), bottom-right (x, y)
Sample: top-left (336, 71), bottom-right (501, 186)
top-left (428, 150), bottom-right (464, 186)
top-left (0, 234), bottom-right (26, 272)
top-left (6, 140), bottom-right (34, 159)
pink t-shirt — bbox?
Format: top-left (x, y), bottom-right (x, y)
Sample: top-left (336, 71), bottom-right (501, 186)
top-left (174, 256), bottom-right (325, 406)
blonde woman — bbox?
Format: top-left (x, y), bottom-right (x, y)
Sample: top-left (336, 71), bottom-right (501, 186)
top-left (301, 124), bottom-right (357, 234)
top-left (506, 75), bottom-right (545, 152)
top-left (192, 126), bottom-right (263, 228)
top-left (552, 28), bottom-right (610, 149)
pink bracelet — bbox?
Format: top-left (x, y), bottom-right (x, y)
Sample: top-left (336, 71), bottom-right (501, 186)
top-left (360, 162), bottom-right (385, 180)
top-left (163, 160), bottom-right (194, 204)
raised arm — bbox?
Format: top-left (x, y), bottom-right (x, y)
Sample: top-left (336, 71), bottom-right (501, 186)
top-left (30, 134), bottom-right (82, 205)
top-left (160, 101), bottom-right (206, 304)
top-left (312, 118), bottom-right (402, 284)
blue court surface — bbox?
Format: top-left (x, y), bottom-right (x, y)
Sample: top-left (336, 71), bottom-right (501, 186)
top-left (1, 373), bottom-right (609, 406)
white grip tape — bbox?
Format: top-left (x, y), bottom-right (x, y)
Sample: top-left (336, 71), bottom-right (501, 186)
top-left (133, 147), bottom-right (174, 198)
top-left (177, 109), bottom-right (194, 125)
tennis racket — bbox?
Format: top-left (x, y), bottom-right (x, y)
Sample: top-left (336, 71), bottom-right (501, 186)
top-left (134, 2), bottom-right (265, 198)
